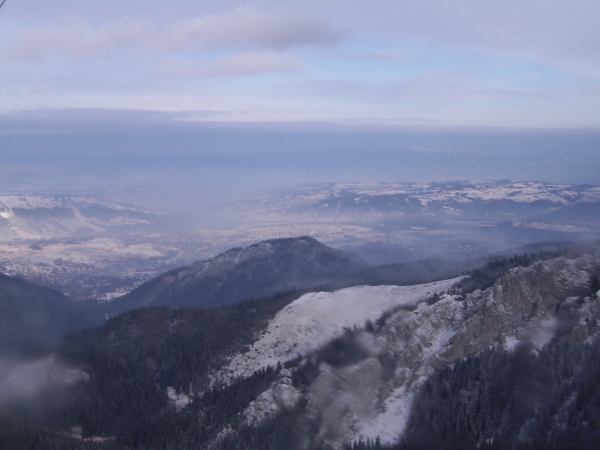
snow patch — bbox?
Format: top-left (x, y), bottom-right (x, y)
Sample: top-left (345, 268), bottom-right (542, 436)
top-left (243, 375), bottom-right (301, 426)
top-left (167, 387), bottom-right (192, 410)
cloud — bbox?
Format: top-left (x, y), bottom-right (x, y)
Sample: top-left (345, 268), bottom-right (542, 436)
top-left (0, 6), bottom-right (345, 62)
top-left (2, 1), bottom-right (598, 71)
top-left (167, 7), bottom-right (347, 51)
top-left (155, 52), bottom-right (305, 78)
top-left (305, 70), bottom-right (484, 104)
top-left (206, 52), bottom-right (305, 76)
top-left (2, 22), bottom-right (148, 61)
top-left (0, 1), bottom-right (598, 126)
top-left (153, 60), bottom-right (203, 79)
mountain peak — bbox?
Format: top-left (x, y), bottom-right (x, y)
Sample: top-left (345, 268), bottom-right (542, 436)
top-left (108, 236), bottom-right (369, 313)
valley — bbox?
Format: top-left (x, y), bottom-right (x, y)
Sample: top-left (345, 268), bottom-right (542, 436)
top-left (2, 181), bottom-right (599, 302)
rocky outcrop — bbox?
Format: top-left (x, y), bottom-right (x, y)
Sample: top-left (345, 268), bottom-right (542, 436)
top-left (230, 252), bottom-right (600, 448)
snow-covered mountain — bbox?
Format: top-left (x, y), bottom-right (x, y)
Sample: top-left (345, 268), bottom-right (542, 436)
top-left (0, 195), bottom-right (161, 241)
top-left (204, 251), bottom-right (600, 448)
top-left (13, 243), bottom-right (599, 449)
top-left (249, 180), bottom-right (600, 225)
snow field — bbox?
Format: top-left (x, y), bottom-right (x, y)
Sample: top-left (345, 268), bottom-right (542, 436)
top-left (219, 277), bottom-right (464, 382)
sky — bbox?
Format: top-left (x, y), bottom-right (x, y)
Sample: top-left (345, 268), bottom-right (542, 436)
top-left (0, 1), bottom-right (599, 217)
top-left (1, 0), bottom-right (599, 127)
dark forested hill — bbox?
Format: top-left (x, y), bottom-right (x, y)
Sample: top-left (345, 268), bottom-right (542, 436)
top-left (106, 236), bottom-right (369, 314)
top-left (0, 274), bottom-right (102, 356)
top-left (55, 290), bottom-right (305, 447)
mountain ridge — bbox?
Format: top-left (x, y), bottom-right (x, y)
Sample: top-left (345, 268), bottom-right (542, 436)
top-left (48, 249), bottom-right (600, 448)
top-left (0, 195), bottom-right (163, 241)
top-left (106, 236), bottom-right (369, 313)
top-left (3, 241), bottom-right (600, 449)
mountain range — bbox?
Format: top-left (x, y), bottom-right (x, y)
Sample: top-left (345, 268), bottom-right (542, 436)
top-left (0, 195), bottom-right (163, 241)
top-left (1, 235), bottom-right (599, 449)
top-left (252, 181), bottom-right (600, 225)
top-left (238, 181), bottom-right (600, 264)
top-left (3, 181), bottom-right (600, 302)
top-left (46, 246), bottom-right (600, 449)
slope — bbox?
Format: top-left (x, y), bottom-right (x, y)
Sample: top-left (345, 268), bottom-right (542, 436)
top-left (0, 274), bottom-right (102, 357)
top-left (106, 236), bottom-right (369, 313)
top-left (14, 246), bottom-right (600, 449)
top-left (225, 251), bottom-right (600, 449)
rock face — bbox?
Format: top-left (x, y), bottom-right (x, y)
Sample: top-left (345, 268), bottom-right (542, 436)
top-left (107, 236), bottom-right (369, 313)
top-left (222, 252), bottom-right (600, 449)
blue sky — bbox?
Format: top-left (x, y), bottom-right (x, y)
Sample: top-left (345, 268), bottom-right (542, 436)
top-left (1, 0), bottom-right (599, 127)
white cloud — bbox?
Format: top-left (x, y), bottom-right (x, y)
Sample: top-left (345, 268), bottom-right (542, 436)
top-left (154, 52), bottom-right (305, 78)
top-left (206, 52), bottom-right (305, 76)
top-left (0, 6), bottom-right (345, 62)
top-left (3, 1), bottom-right (599, 69)
top-left (167, 7), bottom-right (346, 51)
top-left (2, 22), bottom-right (148, 61)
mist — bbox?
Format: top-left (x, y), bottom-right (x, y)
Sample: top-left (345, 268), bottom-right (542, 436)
top-left (1, 110), bottom-right (599, 227)
top-left (0, 354), bottom-right (87, 426)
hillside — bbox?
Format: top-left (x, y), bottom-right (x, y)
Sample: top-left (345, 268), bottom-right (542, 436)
top-left (106, 236), bottom-right (369, 313)
top-left (0, 274), bottom-right (101, 357)
top-left (46, 249), bottom-right (600, 449)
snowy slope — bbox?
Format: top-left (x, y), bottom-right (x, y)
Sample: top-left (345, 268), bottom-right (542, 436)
top-left (216, 278), bottom-right (463, 383)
